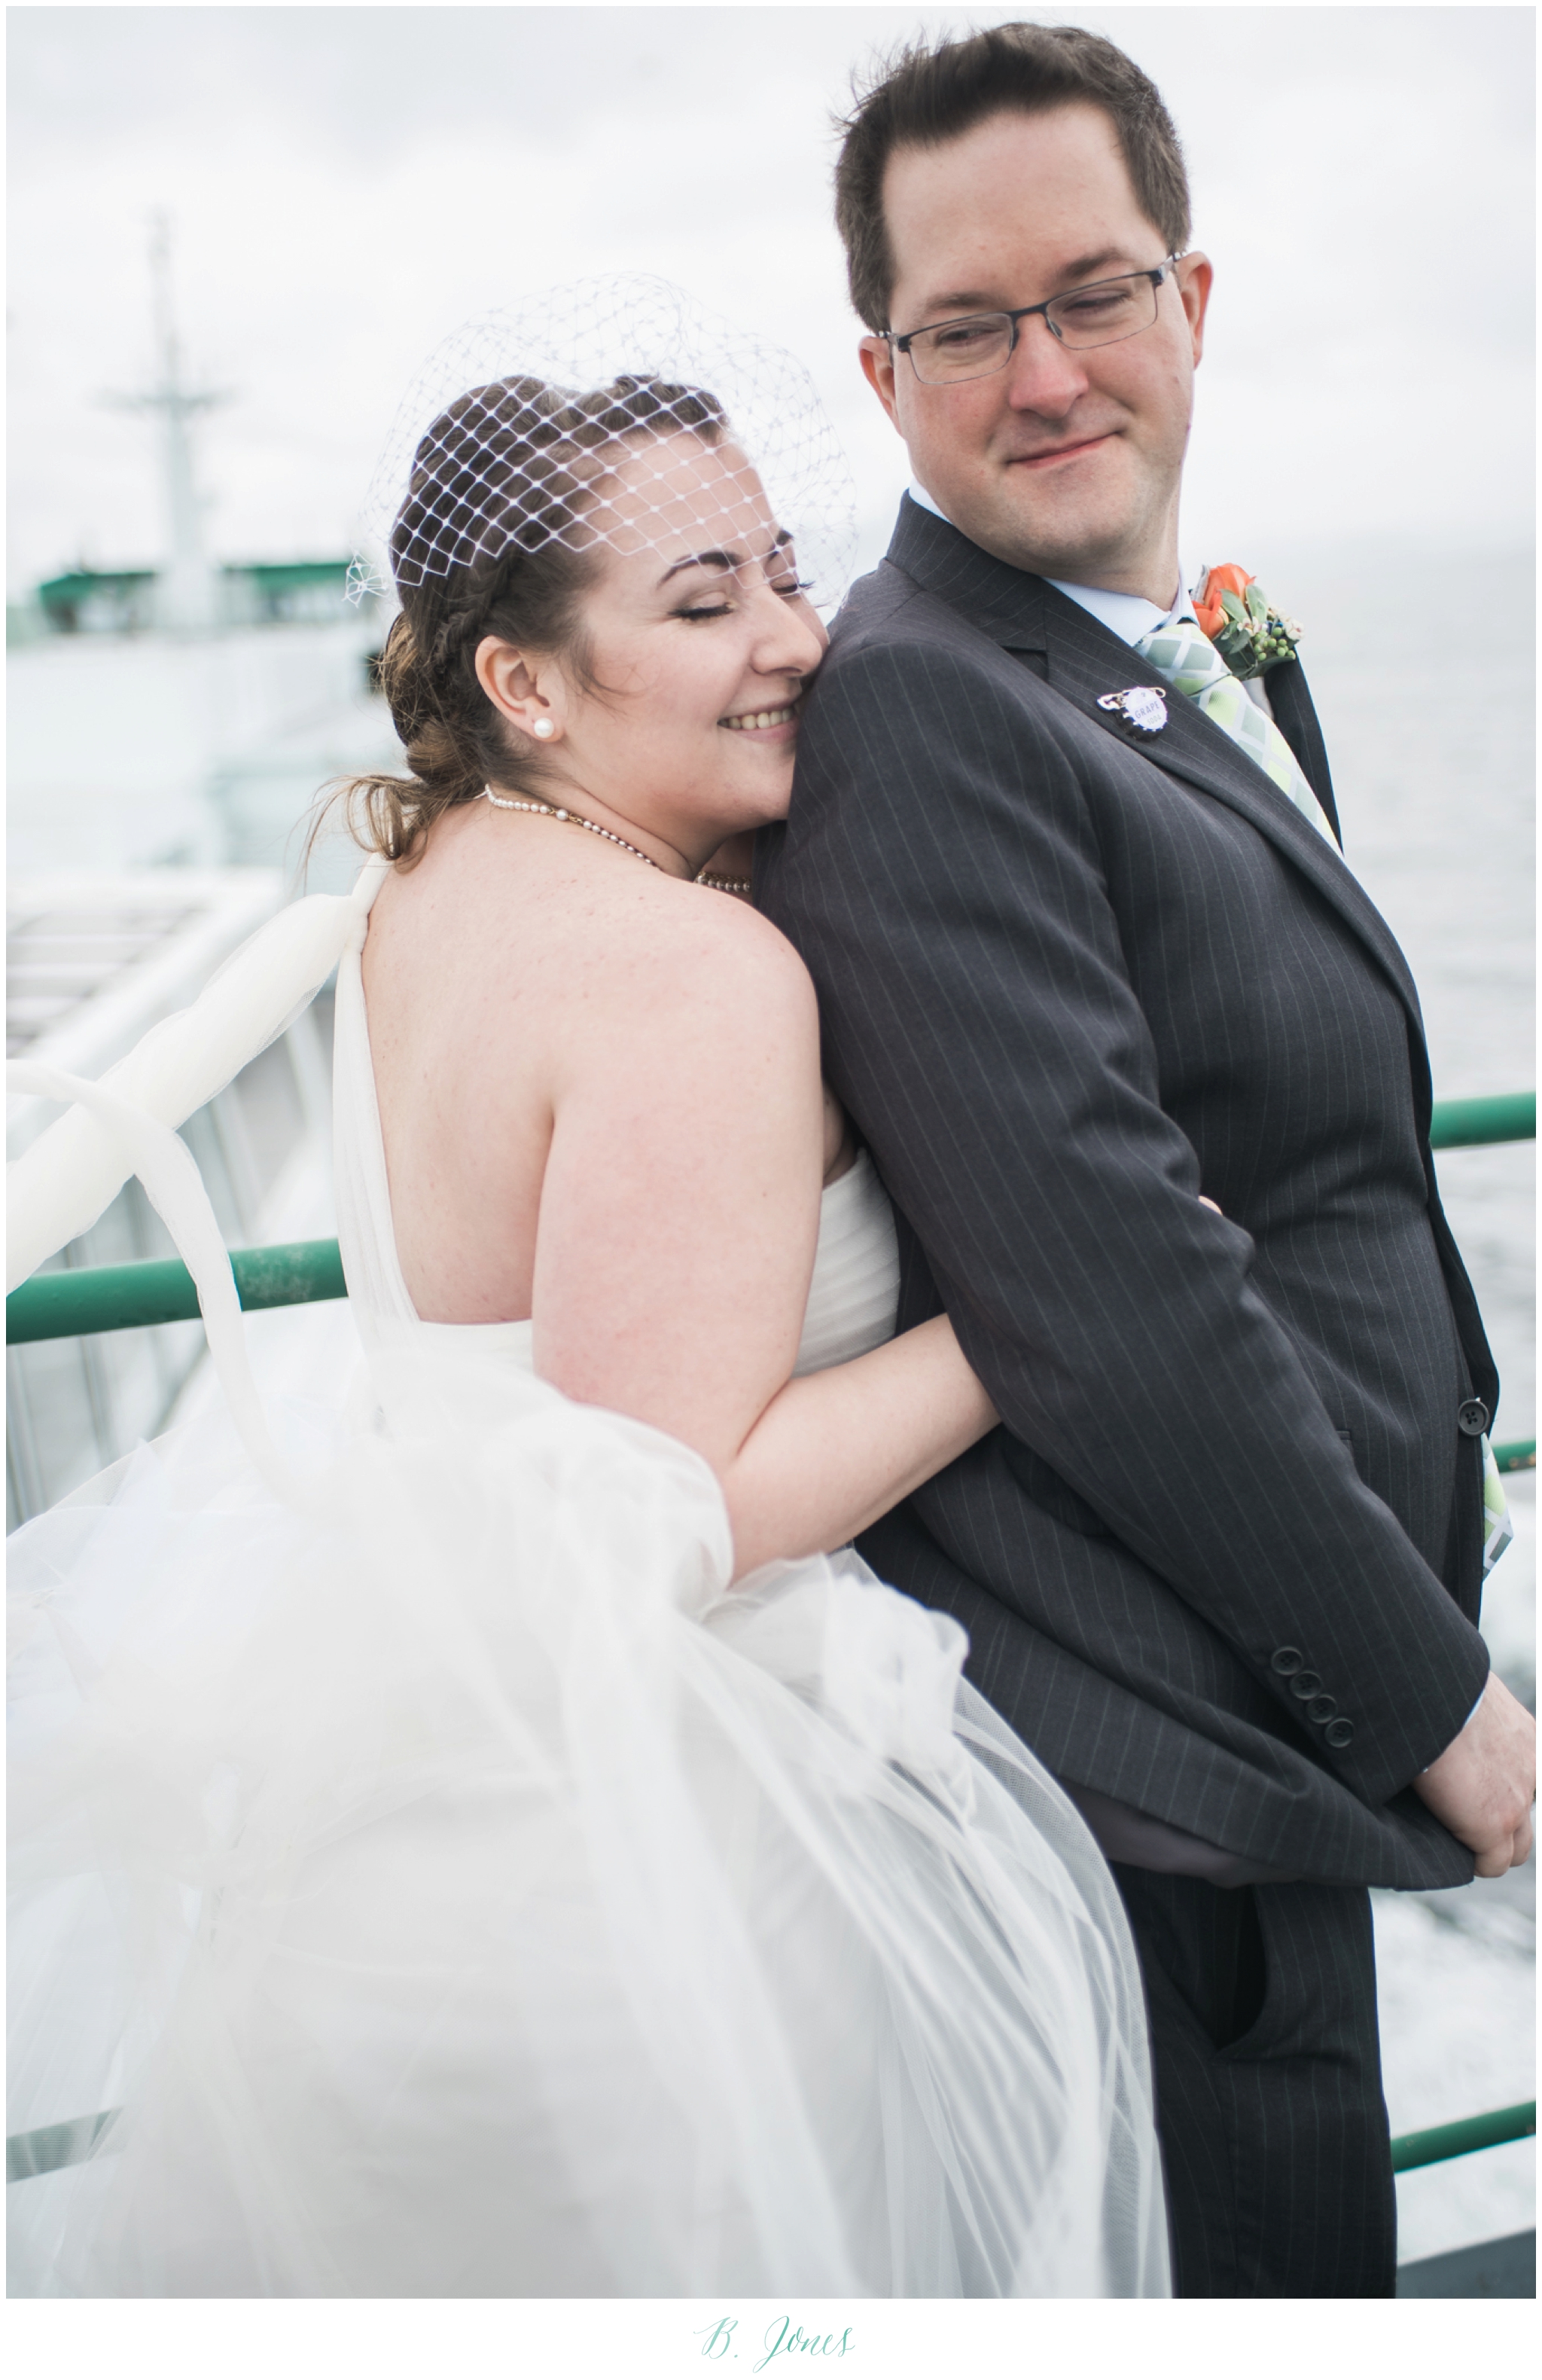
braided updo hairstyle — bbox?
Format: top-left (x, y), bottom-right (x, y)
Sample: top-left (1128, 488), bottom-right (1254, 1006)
top-left (324, 374), bottom-right (727, 868)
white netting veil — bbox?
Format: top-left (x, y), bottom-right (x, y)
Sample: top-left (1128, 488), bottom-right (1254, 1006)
top-left (352, 275), bottom-right (858, 611)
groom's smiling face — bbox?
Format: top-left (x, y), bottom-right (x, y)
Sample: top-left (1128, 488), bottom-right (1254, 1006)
top-left (861, 104), bottom-right (1211, 602)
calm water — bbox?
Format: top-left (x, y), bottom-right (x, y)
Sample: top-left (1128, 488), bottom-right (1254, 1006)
top-left (1268, 543), bottom-right (1534, 1436)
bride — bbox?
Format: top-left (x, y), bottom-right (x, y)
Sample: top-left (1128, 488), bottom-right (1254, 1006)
top-left (7, 287), bottom-right (1169, 2299)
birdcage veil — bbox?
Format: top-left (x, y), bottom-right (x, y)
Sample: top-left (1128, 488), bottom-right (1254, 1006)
top-left (351, 274), bottom-right (858, 611)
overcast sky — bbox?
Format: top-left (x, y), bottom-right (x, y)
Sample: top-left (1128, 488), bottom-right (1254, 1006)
top-left (7, 2), bottom-right (1534, 598)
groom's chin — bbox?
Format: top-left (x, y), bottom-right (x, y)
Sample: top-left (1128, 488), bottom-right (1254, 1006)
top-left (939, 454), bottom-right (1151, 582)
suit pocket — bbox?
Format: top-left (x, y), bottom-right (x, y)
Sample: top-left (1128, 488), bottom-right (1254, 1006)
top-left (1001, 1433), bottom-right (1111, 1537)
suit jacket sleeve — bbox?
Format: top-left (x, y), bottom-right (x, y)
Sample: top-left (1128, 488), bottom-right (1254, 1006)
top-left (763, 634), bottom-right (1488, 1809)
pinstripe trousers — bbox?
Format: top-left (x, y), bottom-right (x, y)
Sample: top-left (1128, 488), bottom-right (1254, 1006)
top-left (1111, 1867), bottom-right (1397, 2296)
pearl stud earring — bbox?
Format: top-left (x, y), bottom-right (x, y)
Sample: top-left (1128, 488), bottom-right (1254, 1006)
top-left (531, 719), bottom-right (555, 740)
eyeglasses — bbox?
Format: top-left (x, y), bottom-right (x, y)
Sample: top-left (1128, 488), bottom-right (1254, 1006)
top-left (888, 257), bottom-right (1184, 386)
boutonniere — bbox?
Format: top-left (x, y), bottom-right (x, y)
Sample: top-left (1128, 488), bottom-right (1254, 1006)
top-left (1193, 565), bottom-right (1302, 680)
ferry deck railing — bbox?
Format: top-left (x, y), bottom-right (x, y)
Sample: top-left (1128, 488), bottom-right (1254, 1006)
top-left (8, 2092), bottom-right (1536, 2188)
top-left (7, 1090), bottom-right (1539, 1383)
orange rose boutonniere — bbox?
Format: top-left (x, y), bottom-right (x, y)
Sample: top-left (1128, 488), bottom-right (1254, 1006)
top-left (1193, 564), bottom-right (1302, 681)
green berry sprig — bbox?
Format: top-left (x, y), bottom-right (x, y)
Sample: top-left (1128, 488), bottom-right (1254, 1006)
top-left (1212, 582), bottom-right (1303, 681)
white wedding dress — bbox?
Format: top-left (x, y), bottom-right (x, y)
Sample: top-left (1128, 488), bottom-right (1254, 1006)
top-left (7, 860), bottom-right (1168, 2299)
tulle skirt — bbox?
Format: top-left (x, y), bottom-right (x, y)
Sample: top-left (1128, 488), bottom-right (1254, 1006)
top-left (8, 1368), bottom-right (1168, 2297)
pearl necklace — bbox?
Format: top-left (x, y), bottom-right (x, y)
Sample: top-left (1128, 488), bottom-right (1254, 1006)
top-left (481, 785), bottom-right (660, 869)
top-left (481, 788), bottom-right (749, 892)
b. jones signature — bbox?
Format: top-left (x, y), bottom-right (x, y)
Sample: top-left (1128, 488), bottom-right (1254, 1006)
top-left (696, 2314), bottom-right (855, 2368)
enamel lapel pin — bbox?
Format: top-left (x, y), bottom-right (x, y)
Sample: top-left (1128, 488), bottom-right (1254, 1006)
top-left (1096, 685), bottom-right (1168, 735)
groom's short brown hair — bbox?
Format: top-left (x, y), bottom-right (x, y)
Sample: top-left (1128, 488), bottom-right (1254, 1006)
top-left (834, 22), bottom-right (1193, 332)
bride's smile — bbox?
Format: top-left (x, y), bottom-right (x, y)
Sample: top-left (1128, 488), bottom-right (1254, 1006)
top-left (720, 701), bottom-right (799, 736)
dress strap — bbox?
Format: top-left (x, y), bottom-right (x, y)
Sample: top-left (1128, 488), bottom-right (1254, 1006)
top-left (7, 1058), bottom-right (307, 1507)
top-left (7, 857), bottom-right (389, 1292)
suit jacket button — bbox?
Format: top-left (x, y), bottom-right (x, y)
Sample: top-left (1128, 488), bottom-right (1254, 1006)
top-left (1289, 1671), bottom-right (1324, 1699)
top-left (1306, 1692), bottom-right (1338, 1724)
top-left (1324, 1718), bottom-right (1355, 1750)
top-left (1271, 1647), bottom-right (1305, 1676)
top-left (1457, 1398), bottom-right (1490, 1438)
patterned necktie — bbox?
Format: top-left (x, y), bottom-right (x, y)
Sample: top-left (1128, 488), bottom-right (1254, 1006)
top-left (1481, 1437), bottom-right (1513, 1575)
top-left (1135, 618), bottom-right (1338, 847)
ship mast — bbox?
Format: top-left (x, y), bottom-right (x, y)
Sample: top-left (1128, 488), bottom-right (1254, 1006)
top-left (110, 215), bottom-right (225, 634)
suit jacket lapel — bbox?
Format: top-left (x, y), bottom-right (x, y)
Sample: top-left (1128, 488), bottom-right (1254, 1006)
top-left (1035, 593), bottom-right (1425, 1022)
top-left (1265, 656), bottom-right (1342, 846)
top-left (883, 501), bottom-right (1422, 1031)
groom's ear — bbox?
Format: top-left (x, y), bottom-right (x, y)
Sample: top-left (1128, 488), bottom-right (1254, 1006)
top-left (859, 336), bottom-right (904, 433)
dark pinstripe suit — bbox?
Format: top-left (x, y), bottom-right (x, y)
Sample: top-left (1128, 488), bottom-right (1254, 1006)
top-left (757, 498), bottom-right (1498, 2295)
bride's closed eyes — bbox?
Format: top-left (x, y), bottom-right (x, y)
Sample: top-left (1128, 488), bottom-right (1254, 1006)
top-left (675, 576), bottom-right (813, 623)
top-left (669, 551), bottom-right (813, 624)
top-left (660, 526), bottom-right (812, 624)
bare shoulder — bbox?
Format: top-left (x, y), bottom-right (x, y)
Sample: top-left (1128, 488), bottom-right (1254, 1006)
top-left (373, 826), bottom-right (810, 1013)
top-left (542, 870), bottom-right (824, 1186)
top-left (579, 874), bottom-right (818, 1045)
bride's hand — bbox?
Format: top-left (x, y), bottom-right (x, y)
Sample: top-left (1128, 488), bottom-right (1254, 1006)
top-left (823, 1086), bottom-right (856, 1185)
top-left (721, 1311), bottom-right (998, 1579)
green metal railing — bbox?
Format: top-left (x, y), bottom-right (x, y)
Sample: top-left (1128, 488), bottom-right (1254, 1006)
top-left (12, 2096), bottom-right (1531, 2189)
top-left (8, 1091), bottom-right (1535, 1350)
top-left (1428, 1091), bottom-right (1536, 1151)
top-left (6, 1237), bottom-right (346, 1346)
top-left (1389, 2100), bottom-right (1535, 2175)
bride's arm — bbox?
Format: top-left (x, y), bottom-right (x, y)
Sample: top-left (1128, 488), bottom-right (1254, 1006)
top-left (532, 898), bottom-right (995, 1577)
top-left (718, 1319), bottom-right (996, 1576)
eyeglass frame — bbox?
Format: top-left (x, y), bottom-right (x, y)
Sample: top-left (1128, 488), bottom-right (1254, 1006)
top-left (885, 254), bottom-right (1189, 382)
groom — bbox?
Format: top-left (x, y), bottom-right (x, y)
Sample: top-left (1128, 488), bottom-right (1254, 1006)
top-left (757, 22), bottom-right (1534, 2296)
